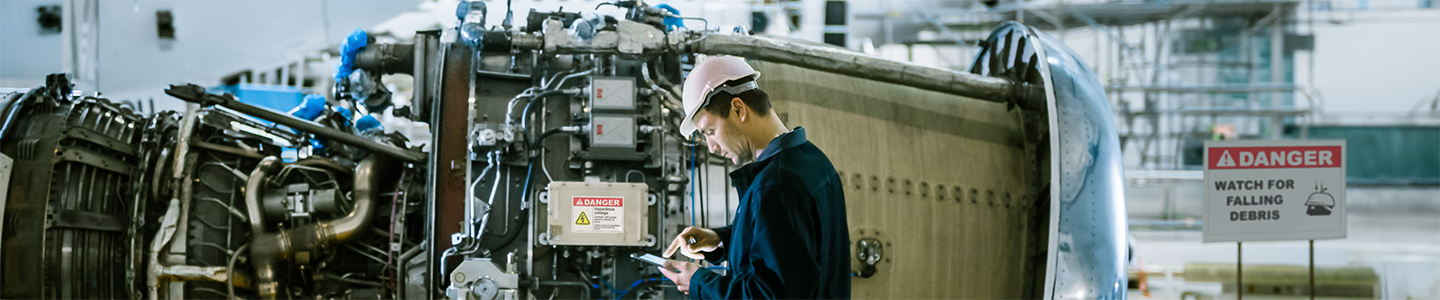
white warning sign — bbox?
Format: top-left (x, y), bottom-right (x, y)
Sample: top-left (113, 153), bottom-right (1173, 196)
top-left (1203, 140), bottom-right (1347, 242)
top-left (571, 196), bottom-right (624, 232)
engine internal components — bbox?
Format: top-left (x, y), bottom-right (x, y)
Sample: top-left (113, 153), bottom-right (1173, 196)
top-left (0, 74), bottom-right (140, 299)
top-left (259, 163), bottom-right (349, 224)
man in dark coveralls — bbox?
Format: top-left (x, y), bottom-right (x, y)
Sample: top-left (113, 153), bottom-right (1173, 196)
top-left (657, 56), bottom-right (851, 299)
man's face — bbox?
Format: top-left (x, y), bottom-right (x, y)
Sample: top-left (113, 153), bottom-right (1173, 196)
top-left (693, 104), bottom-right (752, 165)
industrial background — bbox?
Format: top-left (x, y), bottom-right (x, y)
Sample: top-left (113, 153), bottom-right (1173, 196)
top-left (0, 0), bottom-right (1436, 299)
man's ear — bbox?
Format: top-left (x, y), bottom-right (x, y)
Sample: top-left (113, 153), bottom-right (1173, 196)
top-left (731, 97), bottom-right (747, 122)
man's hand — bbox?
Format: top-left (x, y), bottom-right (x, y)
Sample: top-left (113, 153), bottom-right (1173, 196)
top-left (664, 227), bottom-right (721, 259)
top-left (656, 260), bottom-right (700, 294)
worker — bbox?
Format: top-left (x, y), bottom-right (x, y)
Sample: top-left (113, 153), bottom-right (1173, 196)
top-left (658, 56), bottom-right (851, 299)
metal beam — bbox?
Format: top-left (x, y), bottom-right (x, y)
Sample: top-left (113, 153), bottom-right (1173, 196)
top-left (683, 34), bottom-right (1046, 110)
top-left (163, 84), bottom-right (427, 162)
top-left (1173, 109), bottom-right (1310, 116)
top-left (1106, 84), bottom-right (1297, 94)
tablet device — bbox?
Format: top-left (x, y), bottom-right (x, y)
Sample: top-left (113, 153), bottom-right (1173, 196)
top-left (630, 253), bottom-right (680, 273)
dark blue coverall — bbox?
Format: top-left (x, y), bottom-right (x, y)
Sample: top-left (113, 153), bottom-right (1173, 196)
top-left (689, 127), bottom-right (851, 299)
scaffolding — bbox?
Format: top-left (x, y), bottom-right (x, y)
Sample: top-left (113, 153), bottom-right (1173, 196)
top-left (759, 0), bottom-right (1337, 169)
top-left (992, 0), bottom-right (1319, 170)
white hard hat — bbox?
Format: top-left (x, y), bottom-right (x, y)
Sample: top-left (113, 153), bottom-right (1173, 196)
top-left (679, 56), bottom-right (761, 137)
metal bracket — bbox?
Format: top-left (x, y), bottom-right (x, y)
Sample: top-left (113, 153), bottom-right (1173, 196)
top-left (47, 207), bottom-right (127, 232)
top-left (54, 145), bottom-right (137, 175)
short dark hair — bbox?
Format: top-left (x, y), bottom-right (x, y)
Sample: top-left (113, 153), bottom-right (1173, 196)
top-left (701, 76), bottom-right (770, 118)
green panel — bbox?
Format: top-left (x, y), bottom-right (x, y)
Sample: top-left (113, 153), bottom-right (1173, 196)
top-left (1300, 126), bottom-right (1440, 185)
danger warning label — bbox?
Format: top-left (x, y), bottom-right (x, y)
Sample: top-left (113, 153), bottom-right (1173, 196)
top-left (1204, 140), bottom-right (1347, 242)
top-left (572, 196), bottom-right (623, 232)
top-left (1209, 145), bottom-right (1341, 169)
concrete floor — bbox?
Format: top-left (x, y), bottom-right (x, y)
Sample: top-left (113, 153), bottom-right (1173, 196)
top-left (1124, 180), bottom-right (1440, 299)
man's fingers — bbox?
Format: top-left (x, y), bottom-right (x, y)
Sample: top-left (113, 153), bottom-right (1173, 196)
top-left (663, 236), bottom-right (684, 257)
top-left (660, 260), bottom-right (692, 294)
top-left (688, 242), bottom-right (716, 253)
top-left (657, 262), bottom-right (680, 279)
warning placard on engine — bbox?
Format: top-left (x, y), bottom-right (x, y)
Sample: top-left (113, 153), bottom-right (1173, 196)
top-left (1203, 140), bottom-right (1347, 242)
top-left (572, 196), bottom-right (624, 232)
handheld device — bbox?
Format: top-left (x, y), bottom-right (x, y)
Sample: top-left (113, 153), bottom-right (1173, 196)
top-left (630, 253), bottom-right (679, 273)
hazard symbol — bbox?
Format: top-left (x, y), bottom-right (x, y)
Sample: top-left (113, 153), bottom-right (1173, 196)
top-left (575, 211), bottom-right (591, 225)
top-left (1217, 151), bottom-right (1236, 167)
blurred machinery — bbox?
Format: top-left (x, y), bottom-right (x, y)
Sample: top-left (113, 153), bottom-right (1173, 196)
top-left (0, 1), bottom-right (1128, 299)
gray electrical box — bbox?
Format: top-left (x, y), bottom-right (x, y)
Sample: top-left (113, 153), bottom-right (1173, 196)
top-left (590, 77), bottom-right (635, 110)
top-left (584, 77), bottom-right (645, 161)
top-left (546, 181), bottom-right (650, 246)
top-left (590, 116), bottom-right (635, 148)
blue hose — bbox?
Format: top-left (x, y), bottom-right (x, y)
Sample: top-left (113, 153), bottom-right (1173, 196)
top-left (610, 277), bottom-right (672, 300)
top-left (690, 136), bottom-right (697, 227)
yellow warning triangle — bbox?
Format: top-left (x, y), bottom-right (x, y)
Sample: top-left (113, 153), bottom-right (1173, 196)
top-left (575, 211), bottom-right (591, 225)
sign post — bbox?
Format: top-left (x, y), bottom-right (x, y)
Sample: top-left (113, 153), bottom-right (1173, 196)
top-left (1203, 140), bottom-right (1347, 299)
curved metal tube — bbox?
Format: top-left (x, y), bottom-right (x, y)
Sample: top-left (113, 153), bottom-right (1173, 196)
top-left (245, 158), bottom-right (283, 235)
top-left (681, 34), bottom-right (1047, 109)
top-left (0, 90), bottom-right (32, 141)
top-left (247, 155), bottom-right (393, 299)
top-left (354, 43), bottom-right (416, 75)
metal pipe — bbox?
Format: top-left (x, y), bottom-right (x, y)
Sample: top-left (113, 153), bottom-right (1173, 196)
top-left (355, 43), bottom-right (416, 75)
top-left (228, 244), bottom-right (250, 300)
top-left (174, 103), bottom-right (199, 179)
top-left (245, 158), bottom-right (282, 235)
top-left (535, 280), bottom-right (592, 300)
top-left (549, 70), bottom-right (593, 90)
top-left (147, 199), bottom-right (183, 300)
top-left (164, 84), bottom-right (426, 162)
top-left (294, 156), bottom-right (356, 175)
top-left (248, 155), bottom-right (393, 299)
top-left (468, 151), bottom-right (501, 241)
top-left (323, 274), bottom-right (387, 288)
top-left (244, 157), bottom-right (284, 298)
top-left (677, 34), bottom-right (1046, 110)
top-left (190, 140), bottom-right (264, 160)
top-left (395, 244), bottom-right (425, 299)
top-left (154, 265), bottom-right (252, 287)
top-left (0, 90), bottom-right (32, 142)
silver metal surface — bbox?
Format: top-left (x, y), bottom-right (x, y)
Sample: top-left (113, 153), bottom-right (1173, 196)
top-left (0, 153), bottom-right (10, 267)
top-left (173, 103), bottom-right (198, 180)
top-left (1025, 24), bottom-right (1130, 300)
top-left (446, 258), bottom-right (518, 300)
top-left (147, 199), bottom-right (182, 300)
top-left (856, 238), bottom-right (883, 266)
top-left (155, 265), bottom-right (250, 287)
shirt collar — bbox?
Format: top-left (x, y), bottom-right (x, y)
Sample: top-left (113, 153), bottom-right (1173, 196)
top-left (728, 127), bottom-right (807, 193)
top-left (754, 127), bottom-right (807, 162)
